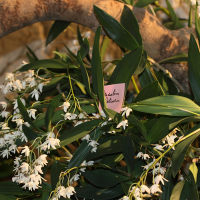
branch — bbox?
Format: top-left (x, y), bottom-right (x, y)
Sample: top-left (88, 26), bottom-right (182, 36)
top-left (148, 57), bottom-right (186, 93)
top-left (0, 0), bottom-right (195, 62)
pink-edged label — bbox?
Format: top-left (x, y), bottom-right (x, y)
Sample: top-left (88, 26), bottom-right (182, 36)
top-left (99, 83), bottom-right (125, 113)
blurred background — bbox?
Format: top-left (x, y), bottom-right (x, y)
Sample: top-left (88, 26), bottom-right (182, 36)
top-left (0, 0), bottom-right (191, 102)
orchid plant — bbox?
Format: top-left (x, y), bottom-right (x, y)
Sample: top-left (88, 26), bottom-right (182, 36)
top-left (1, 2), bottom-right (200, 200)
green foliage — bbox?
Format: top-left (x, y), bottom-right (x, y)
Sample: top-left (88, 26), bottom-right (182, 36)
top-left (46, 21), bottom-right (71, 46)
top-left (134, 0), bottom-right (156, 8)
top-left (1, 2), bottom-right (200, 200)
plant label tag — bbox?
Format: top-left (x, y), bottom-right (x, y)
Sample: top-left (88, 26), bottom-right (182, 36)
top-left (99, 83), bottom-right (125, 113)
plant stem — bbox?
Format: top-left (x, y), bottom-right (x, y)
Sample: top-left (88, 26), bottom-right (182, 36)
top-left (148, 57), bottom-right (186, 93)
top-left (131, 76), bottom-right (140, 94)
top-left (154, 1), bottom-right (170, 16)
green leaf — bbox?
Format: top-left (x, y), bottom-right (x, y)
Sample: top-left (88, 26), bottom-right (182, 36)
top-left (189, 5), bottom-right (193, 28)
top-left (17, 97), bottom-right (39, 131)
top-left (46, 21), bottom-right (71, 46)
top-left (100, 122), bottom-right (122, 133)
top-left (101, 154), bottom-right (124, 168)
top-left (63, 43), bottom-right (77, 61)
top-left (22, 125), bottom-right (38, 141)
top-left (52, 51), bottom-right (72, 63)
top-left (77, 26), bottom-right (91, 62)
top-left (104, 108), bottom-right (123, 124)
top-left (154, 71), bottom-right (178, 95)
top-left (51, 160), bottom-right (61, 190)
top-left (147, 116), bottom-right (182, 144)
top-left (170, 180), bottom-right (185, 200)
top-left (198, 165), bottom-right (200, 187)
top-left (159, 53), bottom-right (188, 64)
top-left (162, 167), bottom-right (177, 200)
top-left (83, 169), bottom-right (130, 188)
top-left (19, 59), bottom-right (76, 72)
top-left (130, 95), bottom-right (200, 116)
top-left (134, 81), bottom-right (159, 103)
top-left (93, 5), bottom-right (139, 51)
top-left (45, 94), bottom-right (62, 131)
top-left (166, 0), bottom-right (182, 29)
top-left (189, 162), bottom-right (198, 183)
top-left (100, 36), bottom-right (110, 59)
top-left (128, 115), bottom-right (148, 140)
top-left (188, 33), bottom-right (200, 103)
top-left (41, 191), bottom-right (50, 200)
top-left (87, 135), bottom-right (125, 160)
top-left (180, 170), bottom-right (199, 200)
top-left (133, 159), bottom-right (146, 178)
top-left (138, 65), bottom-right (155, 88)
top-left (91, 26), bottom-right (107, 109)
top-left (171, 123), bottom-right (200, 177)
top-left (0, 194), bottom-right (17, 200)
top-left (68, 127), bottom-right (104, 169)
top-left (59, 120), bottom-right (103, 147)
top-left (120, 5), bottom-right (142, 46)
top-left (0, 181), bottom-right (34, 195)
top-left (26, 52), bottom-right (35, 63)
top-left (109, 47), bottom-right (143, 91)
top-left (134, 51), bottom-right (147, 76)
top-left (123, 136), bottom-right (135, 174)
top-left (76, 183), bottom-right (124, 200)
top-left (91, 26), bottom-right (101, 96)
top-left (77, 52), bottom-right (92, 96)
top-left (134, 0), bottom-right (156, 7)
top-left (195, 5), bottom-right (200, 46)
top-left (80, 37), bottom-right (90, 60)
top-left (169, 116), bottom-right (200, 130)
top-left (26, 45), bottom-right (38, 61)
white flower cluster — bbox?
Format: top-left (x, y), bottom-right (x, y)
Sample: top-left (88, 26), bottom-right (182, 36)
top-left (0, 69), bottom-right (44, 101)
top-left (0, 107), bottom-right (29, 158)
top-left (162, 128), bottom-right (180, 150)
top-left (122, 174), bottom-right (167, 200)
top-left (12, 154), bottom-right (48, 191)
top-left (0, 96), bottom-right (36, 158)
top-left (52, 186), bottom-right (76, 200)
top-left (80, 160), bottom-right (94, 172)
top-left (37, 131), bottom-right (60, 152)
top-left (60, 101), bottom-right (89, 126)
top-left (81, 134), bottom-right (99, 153)
top-left (115, 107), bottom-right (132, 130)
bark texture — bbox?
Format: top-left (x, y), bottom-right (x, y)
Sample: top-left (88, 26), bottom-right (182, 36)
top-left (0, 0), bottom-right (195, 92)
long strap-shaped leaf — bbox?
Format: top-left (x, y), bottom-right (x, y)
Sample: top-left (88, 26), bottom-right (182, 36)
top-left (46, 21), bottom-right (71, 46)
top-left (59, 120), bottom-right (103, 147)
top-left (68, 127), bottom-right (104, 169)
top-left (130, 95), bottom-right (200, 116)
top-left (77, 52), bottom-right (93, 96)
top-left (93, 5), bottom-right (139, 51)
top-left (134, 0), bottom-right (156, 7)
top-left (188, 34), bottom-right (200, 104)
top-left (195, 5), bottom-right (200, 47)
top-left (171, 123), bottom-right (200, 177)
top-left (120, 5), bottom-right (142, 46)
top-left (166, 0), bottom-right (182, 29)
top-left (45, 94), bottom-right (62, 131)
top-left (91, 26), bottom-right (107, 110)
top-left (19, 59), bottom-right (77, 72)
top-left (109, 46), bottom-right (143, 91)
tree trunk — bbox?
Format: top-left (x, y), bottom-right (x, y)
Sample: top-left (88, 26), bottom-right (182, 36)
top-left (0, 0), bottom-right (195, 92)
